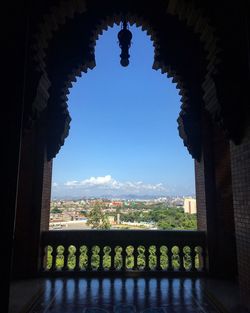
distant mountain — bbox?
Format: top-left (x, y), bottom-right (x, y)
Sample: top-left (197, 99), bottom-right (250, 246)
top-left (105, 194), bottom-right (165, 200)
top-left (51, 193), bottom-right (193, 201)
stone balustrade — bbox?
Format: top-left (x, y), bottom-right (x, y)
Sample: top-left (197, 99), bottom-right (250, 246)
top-left (41, 230), bottom-right (206, 275)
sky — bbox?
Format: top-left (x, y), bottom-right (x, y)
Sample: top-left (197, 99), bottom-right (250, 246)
top-left (52, 25), bottom-right (195, 199)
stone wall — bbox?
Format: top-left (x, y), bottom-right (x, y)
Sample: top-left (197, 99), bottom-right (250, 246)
top-left (230, 123), bottom-right (250, 309)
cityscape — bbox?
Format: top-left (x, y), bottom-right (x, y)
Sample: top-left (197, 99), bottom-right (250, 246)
top-left (49, 196), bottom-right (197, 230)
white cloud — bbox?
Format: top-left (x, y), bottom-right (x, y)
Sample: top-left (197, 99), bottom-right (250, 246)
top-left (64, 175), bottom-right (118, 187)
top-left (80, 175), bottom-right (113, 186)
top-left (60, 175), bottom-right (166, 196)
top-left (65, 180), bottom-right (79, 186)
top-left (52, 175), bottom-right (195, 198)
top-left (124, 181), bottom-right (165, 191)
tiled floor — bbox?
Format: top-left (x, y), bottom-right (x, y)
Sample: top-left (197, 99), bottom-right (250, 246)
top-left (21, 278), bottom-right (221, 313)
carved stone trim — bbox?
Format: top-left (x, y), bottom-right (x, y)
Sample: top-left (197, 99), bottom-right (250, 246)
top-left (30, 0), bottom-right (222, 160)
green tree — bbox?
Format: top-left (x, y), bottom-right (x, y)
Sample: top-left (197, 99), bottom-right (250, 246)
top-left (87, 203), bottom-right (111, 229)
top-left (50, 207), bottom-right (61, 214)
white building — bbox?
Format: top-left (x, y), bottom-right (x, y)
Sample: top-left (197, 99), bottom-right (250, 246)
top-left (183, 198), bottom-right (197, 214)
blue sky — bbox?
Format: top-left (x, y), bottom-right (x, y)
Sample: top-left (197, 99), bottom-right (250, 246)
top-left (52, 25), bottom-right (195, 198)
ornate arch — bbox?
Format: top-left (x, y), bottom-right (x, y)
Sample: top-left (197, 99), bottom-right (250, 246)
top-left (28, 0), bottom-right (223, 160)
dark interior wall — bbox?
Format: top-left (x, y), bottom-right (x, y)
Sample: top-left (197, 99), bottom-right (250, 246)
top-left (12, 129), bottom-right (37, 278)
top-left (12, 115), bottom-right (52, 279)
top-left (195, 156), bottom-right (208, 232)
top-left (212, 123), bottom-right (237, 277)
top-left (40, 158), bottom-right (52, 232)
top-left (4, 1), bottom-right (30, 310)
top-left (195, 112), bottom-right (237, 277)
top-left (230, 122), bottom-right (250, 309)
top-left (195, 113), bottom-right (216, 273)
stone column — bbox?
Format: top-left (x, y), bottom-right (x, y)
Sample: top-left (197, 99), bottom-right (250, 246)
top-left (230, 123), bottom-right (250, 309)
top-left (195, 112), bottom-right (237, 277)
top-left (4, 3), bottom-right (29, 311)
top-left (12, 114), bottom-right (52, 278)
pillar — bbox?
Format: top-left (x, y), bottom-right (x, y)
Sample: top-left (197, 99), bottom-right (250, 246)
top-left (230, 122), bottom-right (250, 309)
top-left (12, 114), bottom-right (52, 278)
top-left (195, 112), bottom-right (237, 277)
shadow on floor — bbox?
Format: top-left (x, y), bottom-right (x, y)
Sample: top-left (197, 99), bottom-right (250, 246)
top-left (9, 277), bottom-right (246, 313)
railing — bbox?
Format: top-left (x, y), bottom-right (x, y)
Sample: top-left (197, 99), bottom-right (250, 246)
top-left (40, 230), bottom-right (207, 275)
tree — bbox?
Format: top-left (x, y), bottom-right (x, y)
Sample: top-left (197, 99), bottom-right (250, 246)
top-left (50, 207), bottom-right (61, 214)
top-left (87, 203), bottom-right (111, 229)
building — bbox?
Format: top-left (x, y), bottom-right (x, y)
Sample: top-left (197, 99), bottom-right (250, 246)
top-left (109, 201), bottom-right (123, 208)
top-left (5, 0), bottom-right (250, 312)
top-left (183, 198), bottom-right (197, 214)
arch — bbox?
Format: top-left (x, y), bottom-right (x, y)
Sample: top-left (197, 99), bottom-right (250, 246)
top-left (32, 1), bottom-right (219, 79)
top-left (28, 0), bottom-right (222, 160)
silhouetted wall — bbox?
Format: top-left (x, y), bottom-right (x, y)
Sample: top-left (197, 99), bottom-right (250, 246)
top-left (230, 122), bottom-right (250, 309)
top-left (195, 113), bottom-right (237, 277)
top-left (12, 116), bottom-right (51, 278)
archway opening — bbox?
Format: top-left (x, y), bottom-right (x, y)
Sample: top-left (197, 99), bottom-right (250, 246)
top-left (49, 24), bottom-right (197, 231)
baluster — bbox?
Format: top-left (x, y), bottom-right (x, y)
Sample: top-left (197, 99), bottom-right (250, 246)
top-left (156, 245), bottom-right (161, 271)
top-left (131, 246), bottom-right (135, 270)
top-left (105, 246), bottom-right (112, 271)
top-left (195, 246), bottom-right (203, 271)
top-left (172, 246), bottom-right (180, 271)
top-left (79, 245), bottom-right (88, 271)
top-left (183, 246), bottom-right (191, 271)
top-left (91, 245), bottom-right (100, 270)
top-left (83, 245), bottom-right (88, 270)
top-left (125, 246), bottom-right (129, 270)
top-left (149, 245), bottom-right (157, 270)
top-left (79, 245), bottom-right (83, 271)
top-left (68, 245), bottom-right (77, 270)
top-left (160, 246), bottom-right (168, 271)
top-left (125, 245), bottom-right (134, 270)
top-left (45, 245), bottom-right (53, 271)
top-left (114, 246), bottom-right (122, 270)
top-left (91, 246), bottom-right (96, 271)
top-left (56, 245), bottom-right (65, 271)
top-left (137, 246), bottom-right (146, 270)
